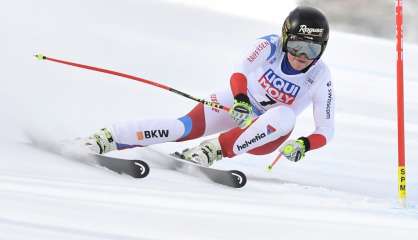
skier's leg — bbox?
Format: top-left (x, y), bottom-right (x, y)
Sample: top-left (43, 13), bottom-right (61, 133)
top-left (112, 91), bottom-right (235, 147)
top-left (180, 106), bottom-right (295, 166)
top-left (85, 91), bottom-right (235, 154)
top-left (176, 92), bottom-right (236, 142)
top-left (219, 105), bottom-right (295, 157)
top-left (83, 118), bottom-right (186, 154)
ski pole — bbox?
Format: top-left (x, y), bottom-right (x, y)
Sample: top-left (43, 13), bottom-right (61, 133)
top-left (34, 54), bottom-right (230, 112)
top-left (267, 152), bottom-right (283, 171)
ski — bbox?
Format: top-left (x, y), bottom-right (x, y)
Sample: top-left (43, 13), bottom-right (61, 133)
top-left (26, 136), bottom-right (150, 179)
top-left (93, 154), bottom-right (150, 178)
top-left (165, 153), bottom-right (247, 188)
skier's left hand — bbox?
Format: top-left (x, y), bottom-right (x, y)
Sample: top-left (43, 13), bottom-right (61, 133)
top-left (279, 138), bottom-right (307, 162)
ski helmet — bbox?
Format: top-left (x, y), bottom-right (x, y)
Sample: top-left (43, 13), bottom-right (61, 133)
top-left (281, 6), bottom-right (329, 59)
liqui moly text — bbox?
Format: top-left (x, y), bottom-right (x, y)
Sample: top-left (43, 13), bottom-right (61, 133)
top-left (258, 69), bottom-right (300, 104)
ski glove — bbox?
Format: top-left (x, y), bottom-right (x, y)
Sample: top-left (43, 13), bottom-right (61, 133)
top-left (229, 94), bottom-right (253, 129)
top-left (280, 137), bottom-right (310, 162)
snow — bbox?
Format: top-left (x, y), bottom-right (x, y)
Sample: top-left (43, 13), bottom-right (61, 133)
top-left (161, 0), bottom-right (296, 24)
top-left (1, 0), bottom-right (418, 239)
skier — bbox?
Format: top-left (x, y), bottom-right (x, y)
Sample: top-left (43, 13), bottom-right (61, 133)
top-left (83, 6), bottom-right (335, 166)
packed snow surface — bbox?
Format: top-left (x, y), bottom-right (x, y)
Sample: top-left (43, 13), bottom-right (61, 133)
top-left (1, 0), bottom-right (418, 239)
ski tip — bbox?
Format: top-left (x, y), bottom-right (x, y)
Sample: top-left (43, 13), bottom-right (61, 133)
top-left (133, 160), bottom-right (150, 178)
top-left (229, 170), bottom-right (247, 188)
top-left (34, 53), bottom-right (46, 60)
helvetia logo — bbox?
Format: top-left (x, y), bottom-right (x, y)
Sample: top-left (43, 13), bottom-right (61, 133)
top-left (266, 124), bottom-right (276, 135)
top-left (137, 129), bottom-right (169, 140)
top-left (236, 125), bottom-right (276, 151)
top-left (236, 132), bottom-right (266, 151)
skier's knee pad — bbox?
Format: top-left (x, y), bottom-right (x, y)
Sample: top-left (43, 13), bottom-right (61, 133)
top-left (245, 106), bottom-right (294, 156)
top-left (219, 106), bottom-right (295, 158)
top-left (268, 106), bottom-right (295, 136)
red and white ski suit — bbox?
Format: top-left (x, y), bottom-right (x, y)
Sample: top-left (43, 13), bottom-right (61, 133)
top-left (111, 34), bottom-right (335, 158)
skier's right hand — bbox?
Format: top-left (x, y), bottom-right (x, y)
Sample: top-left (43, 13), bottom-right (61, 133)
top-left (229, 94), bottom-right (253, 129)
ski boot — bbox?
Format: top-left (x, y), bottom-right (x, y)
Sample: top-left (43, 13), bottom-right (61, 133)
top-left (175, 138), bottom-right (223, 167)
top-left (83, 128), bottom-right (117, 154)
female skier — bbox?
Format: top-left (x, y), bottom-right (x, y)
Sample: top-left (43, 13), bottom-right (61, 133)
top-left (83, 6), bottom-right (335, 166)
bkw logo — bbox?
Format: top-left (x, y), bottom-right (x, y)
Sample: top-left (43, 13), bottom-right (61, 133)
top-left (137, 130), bottom-right (169, 140)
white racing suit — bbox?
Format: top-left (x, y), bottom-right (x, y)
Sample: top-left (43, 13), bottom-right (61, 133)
top-left (111, 34), bottom-right (335, 158)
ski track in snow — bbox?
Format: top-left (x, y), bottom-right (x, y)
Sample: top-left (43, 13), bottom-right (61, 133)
top-left (1, 0), bottom-right (418, 239)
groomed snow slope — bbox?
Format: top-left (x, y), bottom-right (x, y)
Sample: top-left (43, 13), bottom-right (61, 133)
top-left (1, 0), bottom-right (418, 239)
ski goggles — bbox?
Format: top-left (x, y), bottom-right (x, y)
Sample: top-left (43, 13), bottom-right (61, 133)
top-left (286, 39), bottom-right (323, 60)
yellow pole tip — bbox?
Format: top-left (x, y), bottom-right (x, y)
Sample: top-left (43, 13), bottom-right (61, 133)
top-left (267, 165), bottom-right (272, 171)
top-left (34, 54), bottom-right (46, 60)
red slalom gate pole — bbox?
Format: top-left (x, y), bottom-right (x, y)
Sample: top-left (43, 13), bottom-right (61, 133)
top-left (34, 54), bottom-right (230, 112)
top-left (395, 0), bottom-right (406, 205)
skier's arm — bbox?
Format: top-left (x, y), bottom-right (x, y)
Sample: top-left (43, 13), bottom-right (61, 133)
top-left (228, 38), bottom-right (276, 128)
top-left (280, 70), bottom-right (334, 162)
top-left (230, 38), bottom-right (275, 96)
top-left (305, 70), bottom-right (335, 151)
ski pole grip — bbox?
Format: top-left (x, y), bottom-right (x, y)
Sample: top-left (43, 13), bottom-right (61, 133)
top-left (203, 100), bottom-right (230, 112)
